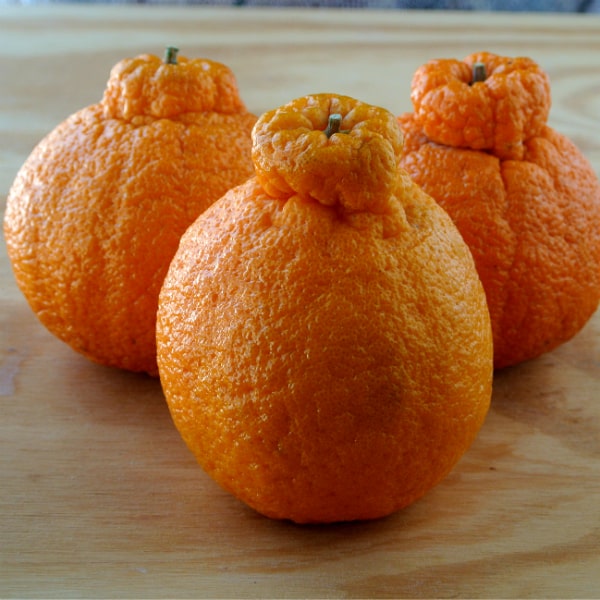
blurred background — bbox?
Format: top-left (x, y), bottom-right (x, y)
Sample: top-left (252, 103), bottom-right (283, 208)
top-left (3, 0), bottom-right (599, 10)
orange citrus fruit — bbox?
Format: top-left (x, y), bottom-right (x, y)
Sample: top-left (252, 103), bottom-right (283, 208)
top-left (3, 47), bottom-right (256, 375)
top-left (398, 51), bottom-right (600, 368)
top-left (156, 94), bottom-right (493, 523)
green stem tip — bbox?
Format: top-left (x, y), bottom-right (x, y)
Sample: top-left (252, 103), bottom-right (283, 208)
top-left (324, 113), bottom-right (344, 138)
top-left (471, 61), bottom-right (487, 84)
top-left (164, 46), bottom-right (180, 65)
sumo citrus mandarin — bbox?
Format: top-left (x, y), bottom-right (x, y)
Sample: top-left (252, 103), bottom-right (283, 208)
top-left (398, 52), bottom-right (600, 368)
top-left (3, 48), bottom-right (256, 374)
top-left (156, 94), bottom-right (493, 523)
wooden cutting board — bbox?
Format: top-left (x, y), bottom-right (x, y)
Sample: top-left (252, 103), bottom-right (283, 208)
top-left (1, 6), bottom-right (599, 597)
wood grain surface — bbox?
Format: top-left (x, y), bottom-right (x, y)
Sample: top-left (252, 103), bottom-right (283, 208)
top-left (1, 6), bottom-right (599, 598)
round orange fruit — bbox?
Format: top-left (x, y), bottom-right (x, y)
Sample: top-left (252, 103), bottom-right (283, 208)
top-left (398, 51), bottom-right (600, 368)
top-left (3, 48), bottom-right (257, 375)
top-left (156, 93), bottom-right (493, 523)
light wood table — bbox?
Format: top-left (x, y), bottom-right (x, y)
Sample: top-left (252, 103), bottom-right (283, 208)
top-left (1, 6), bottom-right (599, 598)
